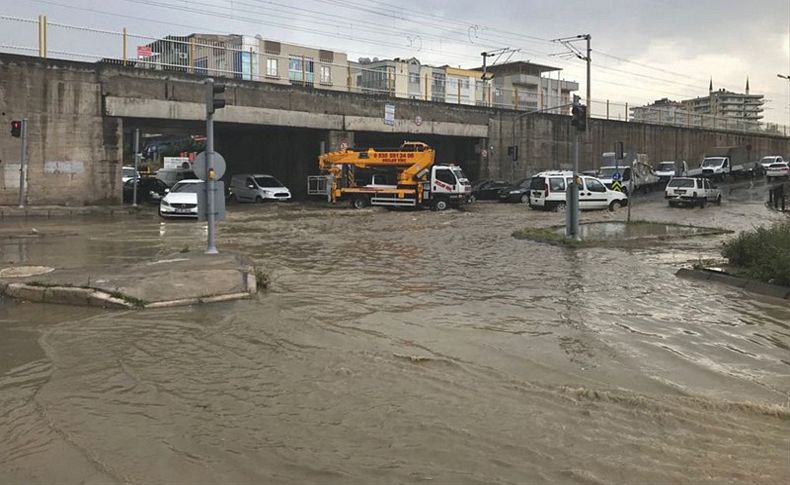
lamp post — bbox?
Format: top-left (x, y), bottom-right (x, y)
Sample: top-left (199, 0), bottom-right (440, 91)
top-left (778, 74), bottom-right (790, 129)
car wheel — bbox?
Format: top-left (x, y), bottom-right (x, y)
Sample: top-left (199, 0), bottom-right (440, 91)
top-left (235, 194), bottom-right (242, 203)
top-left (433, 198), bottom-right (449, 211)
top-left (520, 194), bottom-right (529, 204)
top-left (351, 197), bottom-right (368, 209)
top-left (609, 200), bottom-right (622, 211)
top-left (553, 201), bottom-right (566, 212)
top-left (699, 197), bottom-right (707, 208)
top-left (255, 196), bottom-right (263, 203)
top-left (715, 195), bottom-right (721, 205)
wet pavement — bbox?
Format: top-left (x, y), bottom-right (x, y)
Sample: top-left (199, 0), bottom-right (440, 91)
top-left (1, 178), bottom-right (788, 484)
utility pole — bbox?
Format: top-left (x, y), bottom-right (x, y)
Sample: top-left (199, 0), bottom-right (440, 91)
top-left (133, 128), bottom-right (140, 207)
top-left (480, 47), bottom-right (519, 106)
top-left (552, 34), bottom-right (591, 123)
top-left (205, 78), bottom-right (226, 255)
top-left (10, 120), bottom-right (27, 208)
top-left (778, 74), bottom-right (790, 128)
top-left (567, 95), bottom-right (587, 240)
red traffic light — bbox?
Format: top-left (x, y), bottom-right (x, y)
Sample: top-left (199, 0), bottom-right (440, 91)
top-left (10, 120), bottom-right (22, 138)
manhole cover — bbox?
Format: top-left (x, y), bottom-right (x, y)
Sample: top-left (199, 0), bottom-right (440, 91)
top-left (0, 266), bottom-right (55, 278)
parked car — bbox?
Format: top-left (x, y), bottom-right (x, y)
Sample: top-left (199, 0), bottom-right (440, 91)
top-left (760, 155), bottom-right (784, 170)
top-left (497, 178), bottom-right (532, 203)
top-left (471, 179), bottom-right (511, 201)
top-left (156, 168), bottom-right (198, 187)
top-left (122, 166), bottom-right (139, 183)
top-left (229, 174), bottom-right (292, 203)
top-left (765, 162), bottom-right (790, 181)
top-left (123, 177), bottom-right (169, 204)
top-left (528, 171), bottom-right (628, 211)
top-left (664, 177), bottom-right (721, 207)
top-left (159, 179), bottom-right (202, 218)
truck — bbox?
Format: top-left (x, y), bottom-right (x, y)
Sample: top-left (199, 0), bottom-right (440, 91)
top-left (597, 152), bottom-right (660, 195)
top-left (700, 146), bottom-right (748, 180)
top-left (654, 160), bottom-right (703, 182)
top-left (306, 141), bottom-right (471, 210)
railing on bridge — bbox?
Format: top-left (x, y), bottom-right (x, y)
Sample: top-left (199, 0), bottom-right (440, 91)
top-left (0, 14), bottom-right (787, 137)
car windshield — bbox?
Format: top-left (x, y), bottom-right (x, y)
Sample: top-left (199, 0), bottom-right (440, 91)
top-left (254, 176), bottom-right (283, 188)
top-left (657, 162), bottom-right (675, 171)
top-left (452, 168), bottom-right (468, 181)
top-left (123, 168), bottom-right (136, 177)
top-left (515, 178), bottom-right (531, 187)
top-left (667, 178), bottom-right (695, 188)
top-left (761, 157), bottom-right (777, 163)
top-left (170, 182), bottom-right (201, 193)
top-left (598, 167), bottom-right (626, 177)
top-left (702, 158), bottom-right (725, 167)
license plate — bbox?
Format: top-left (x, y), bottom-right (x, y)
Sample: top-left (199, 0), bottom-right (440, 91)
top-left (676, 190), bottom-right (686, 194)
top-left (175, 208), bottom-right (191, 213)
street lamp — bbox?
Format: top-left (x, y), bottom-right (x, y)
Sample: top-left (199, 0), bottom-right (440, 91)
top-left (779, 74), bottom-right (790, 129)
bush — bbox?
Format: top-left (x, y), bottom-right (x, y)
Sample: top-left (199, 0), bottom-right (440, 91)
top-left (722, 222), bottom-right (790, 286)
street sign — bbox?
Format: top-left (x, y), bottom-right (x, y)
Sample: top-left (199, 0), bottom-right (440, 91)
top-left (194, 151), bottom-right (226, 180)
top-left (611, 180), bottom-right (623, 192)
top-left (384, 104), bottom-right (395, 126)
top-left (197, 181), bottom-right (226, 222)
top-left (137, 45), bottom-right (152, 58)
top-left (612, 172), bottom-right (621, 181)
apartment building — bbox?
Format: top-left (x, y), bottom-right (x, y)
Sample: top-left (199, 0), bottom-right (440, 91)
top-left (472, 61), bottom-right (578, 111)
top-left (352, 57), bottom-right (435, 99)
top-left (443, 66), bottom-right (479, 105)
top-left (258, 39), bottom-right (348, 91)
top-left (681, 80), bottom-right (764, 121)
top-left (631, 97), bottom-right (687, 124)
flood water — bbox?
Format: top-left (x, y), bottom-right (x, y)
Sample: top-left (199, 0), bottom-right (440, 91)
top-left (1, 180), bottom-right (789, 484)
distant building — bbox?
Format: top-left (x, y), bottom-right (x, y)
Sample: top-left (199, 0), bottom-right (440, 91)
top-left (352, 57), bottom-right (434, 99)
top-left (681, 79), bottom-right (764, 122)
top-left (630, 97), bottom-right (686, 124)
top-left (443, 66), bottom-right (481, 106)
top-left (258, 39), bottom-right (348, 91)
top-left (471, 61), bottom-right (579, 110)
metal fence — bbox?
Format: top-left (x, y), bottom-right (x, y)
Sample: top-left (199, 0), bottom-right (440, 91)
top-left (1, 14), bottom-right (787, 137)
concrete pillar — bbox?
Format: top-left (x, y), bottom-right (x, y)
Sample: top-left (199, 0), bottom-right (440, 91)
top-left (325, 130), bottom-right (355, 152)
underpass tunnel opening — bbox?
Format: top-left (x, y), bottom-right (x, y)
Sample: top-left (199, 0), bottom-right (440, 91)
top-left (352, 133), bottom-right (482, 182)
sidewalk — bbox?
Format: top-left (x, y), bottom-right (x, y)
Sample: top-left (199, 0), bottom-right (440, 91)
top-left (0, 252), bottom-right (259, 309)
top-left (0, 205), bottom-right (140, 219)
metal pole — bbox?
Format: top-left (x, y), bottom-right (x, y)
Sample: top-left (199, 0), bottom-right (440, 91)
top-left (566, 130), bottom-right (580, 240)
top-left (206, 102), bottom-right (218, 254)
top-left (133, 128), bottom-right (140, 207)
top-left (122, 28), bottom-right (127, 66)
top-left (586, 35), bottom-right (591, 121)
top-left (627, 159), bottom-right (634, 223)
top-left (17, 119), bottom-right (27, 208)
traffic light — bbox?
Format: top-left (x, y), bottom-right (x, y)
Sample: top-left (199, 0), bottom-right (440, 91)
top-left (571, 104), bottom-right (587, 131)
top-left (10, 120), bottom-right (21, 138)
top-left (206, 79), bottom-right (226, 115)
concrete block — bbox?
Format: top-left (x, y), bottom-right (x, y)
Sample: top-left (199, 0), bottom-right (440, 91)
top-left (675, 268), bottom-right (711, 281)
top-left (742, 281), bottom-right (790, 300)
top-left (5, 284), bottom-right (46, 303)
top-left (44, 286), bottom-right (92, 306)
top-left (707, 272), bottom-right (748, 288)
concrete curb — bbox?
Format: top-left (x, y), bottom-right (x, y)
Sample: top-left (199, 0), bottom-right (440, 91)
top-left (676, 268), bottom-right (790, 300)
top-left (0, 206), bottom-right (139, 219)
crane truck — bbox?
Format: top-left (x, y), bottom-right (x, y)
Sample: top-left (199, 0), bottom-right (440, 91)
top-left (307, 142), bottom-right (471, 210)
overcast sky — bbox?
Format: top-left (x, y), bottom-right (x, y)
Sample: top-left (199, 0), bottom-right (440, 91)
top-left (3, 0), bottom-right (789, 124)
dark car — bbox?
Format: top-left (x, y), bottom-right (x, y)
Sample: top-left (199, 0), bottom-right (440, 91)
top-left (123, 177), bottom-right (170, 204)
top-left (471, 179), bottom-right (511, 201)
top-left (497, 178), bottom-right (532, 203)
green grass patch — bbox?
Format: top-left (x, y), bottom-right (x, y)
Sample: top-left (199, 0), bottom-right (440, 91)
top-left (722, 222), bottom-right (790, 287)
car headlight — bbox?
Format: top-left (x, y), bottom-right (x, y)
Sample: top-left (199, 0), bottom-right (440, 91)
top-left (510, 190), bottom-right (520, 194)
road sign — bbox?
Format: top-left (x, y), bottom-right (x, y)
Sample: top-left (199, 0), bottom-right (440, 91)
top-left (137, 45), bottom-right (152, 58)
top-left (384, 104), bottom-right (395, 126)
top-left (612, 171), bottom-right (622, 181)
top-left (194, 151), bottom-right (226, 180)
top-left (197, 181), bottom-right (226, 222)
top-left (611, 180), bottom-right (623, 192)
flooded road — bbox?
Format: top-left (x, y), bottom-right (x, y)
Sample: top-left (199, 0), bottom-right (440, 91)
top-left (1, 180), bottom-right (789, 484)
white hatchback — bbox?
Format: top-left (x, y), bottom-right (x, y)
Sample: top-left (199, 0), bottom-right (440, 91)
top-left (159, 179), bottom-right (202, 218)
top-left (528, 171), bottom-right (628, 211)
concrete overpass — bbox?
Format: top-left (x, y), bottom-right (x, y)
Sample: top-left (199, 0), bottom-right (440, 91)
top-left (0, 53), bottom-right (787, 205)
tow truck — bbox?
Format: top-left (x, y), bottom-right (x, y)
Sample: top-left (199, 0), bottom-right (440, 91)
top-left (307, 142), bottom-right (471, 210)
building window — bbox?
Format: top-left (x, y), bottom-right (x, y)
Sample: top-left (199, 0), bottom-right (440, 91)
top-left (320, 65), bottom-right (331, 84)
top-left (289, 56), bottom-right (314, 84)
top-left (266, 58), bottom-right (278, 77)
top-left (195, 57), bottom-right (208, 76)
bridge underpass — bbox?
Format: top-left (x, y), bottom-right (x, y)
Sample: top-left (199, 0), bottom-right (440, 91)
top-left (122, 119), bottom-right (483, 199)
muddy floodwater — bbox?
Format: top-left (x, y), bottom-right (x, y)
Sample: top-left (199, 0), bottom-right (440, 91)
top-left (1, 181), bottom-right (789, 484)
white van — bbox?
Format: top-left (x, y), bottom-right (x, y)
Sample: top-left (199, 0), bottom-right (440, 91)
top-left (230, 174), bottom-right (292, 203)
top-left (528, 170), bottom-right (628, 211)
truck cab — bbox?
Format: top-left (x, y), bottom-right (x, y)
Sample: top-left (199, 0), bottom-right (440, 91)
top-left (701, 157), bottom-right (729, 178)
top-left (424, 165), bottom-right (472, 210)
top-left (655, 160), bottom-right (689, 182)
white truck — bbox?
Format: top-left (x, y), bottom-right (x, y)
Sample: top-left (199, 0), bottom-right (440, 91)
top-left (654, 160), bottom-right (703, 182)
top-left (597, 152), bottom-right (660, 195)
top-left (701, 146), bottom-right (748, 180)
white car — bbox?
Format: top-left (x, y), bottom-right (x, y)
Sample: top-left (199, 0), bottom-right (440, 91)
top-left (760, 156), bottom-right (784, 170)
top-left (122, 166), bottom-right (139, 183)
top-left (528, 170), bottom-right (628, 211)
top-left (765, 162), bottom-right (790, 181)
top-left (229, 174), bottom-right (292, 203)
top-left (665, 177), bottom-right (721, 207)
top-left (159, 179), bottom-right (202, 218)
